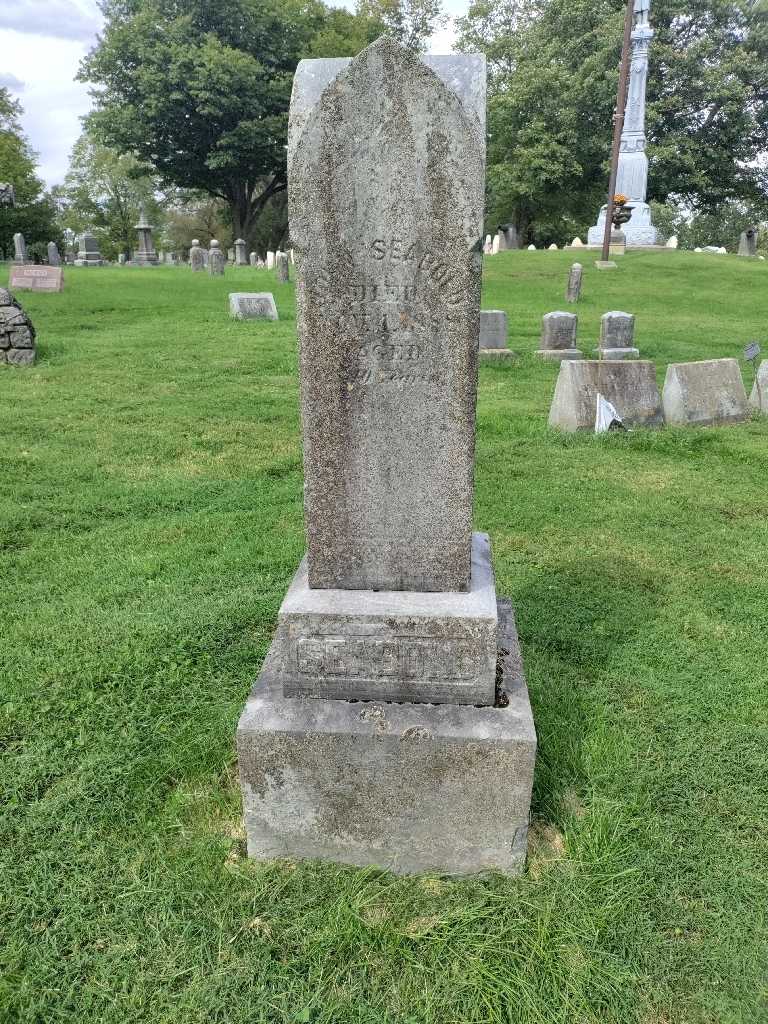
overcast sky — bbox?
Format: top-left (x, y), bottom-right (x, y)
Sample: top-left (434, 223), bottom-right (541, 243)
top-left (0, 0), bottom-right (466, 189)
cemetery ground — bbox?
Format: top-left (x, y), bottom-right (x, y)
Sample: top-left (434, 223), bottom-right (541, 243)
top-left (2, 252), bottom-right (767, 1024)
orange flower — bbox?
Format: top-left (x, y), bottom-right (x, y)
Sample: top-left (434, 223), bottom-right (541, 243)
top-left (614, 194), bottom-right (629, 205)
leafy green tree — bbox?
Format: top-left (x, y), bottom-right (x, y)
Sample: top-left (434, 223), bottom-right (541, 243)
top-left (59, 134), bottom-right (161, 260)
top-left (458, 0), bottom-right (768, 243)
top-left (356, 0), bottom-right (447, 49)
top-left (0, 88), bottom-right (61, 259)
top-left (79, 0), bottom-right (383, 245)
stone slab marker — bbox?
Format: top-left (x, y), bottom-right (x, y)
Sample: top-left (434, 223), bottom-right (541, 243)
top-left (189, 239), bottom-right (204, 271)
top-left (565, 263), bottom-right (582, 303)
top-left (47, 241), bottom-right (61, 266)
top-left (237, 38), bottom-right (535, 877)
top-left (662, 359), bottom-right (749, 427)
top-left (479, 310), bottom-right (514, 358)
top-left (208, 239), bottom-right (225, 275)
top-left (234, 238), bottom-right (248, 265)
top-left (229, 292), bottom-right (278, 320)
top-left (536, 311), bottom-right (581, 360)
top-left (9, 265), bottom-right (63, 293)
top-left (595, 311), bottom-right (639, 359)
top-left (275, 251), bottom-right (289, 284)
top-left (749, 361), bottom-right (767, 413)
top-left (548, 360), bottom-right (663, 431)
top-left (13, 233), bottom-right (28, 264)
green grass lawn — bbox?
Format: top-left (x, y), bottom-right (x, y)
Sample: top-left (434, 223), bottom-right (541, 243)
top-left (1, 252), bottom-right (767, 1024)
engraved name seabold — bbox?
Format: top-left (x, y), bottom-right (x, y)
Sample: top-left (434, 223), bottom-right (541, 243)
top-left (295, 635), bottom-right (477, 680)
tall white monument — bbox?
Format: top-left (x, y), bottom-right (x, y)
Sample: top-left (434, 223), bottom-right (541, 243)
top-left (588, 0), bottom-right (659, 246)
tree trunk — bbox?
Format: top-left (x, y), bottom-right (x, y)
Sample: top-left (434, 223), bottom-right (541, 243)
top-left (228, 176), bottom-right (286, 246)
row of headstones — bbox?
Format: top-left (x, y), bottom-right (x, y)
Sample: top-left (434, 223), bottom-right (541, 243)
top-left (189, 240), bottom-right (291, 280)
top-left (538, 311), bottom-right (639, 361)
top-left (11, 233), bottom-right (62, 266)
top-left (485, 233), bottom-right (764, 255)
top-left (549, 357), bottom-right (767, 432)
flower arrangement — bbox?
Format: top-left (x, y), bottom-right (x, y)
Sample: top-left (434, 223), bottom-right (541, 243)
top-left (611, 194), bottom-right (634, 229)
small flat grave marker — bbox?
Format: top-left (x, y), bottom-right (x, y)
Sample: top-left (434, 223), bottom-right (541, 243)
top-left (229, 292), bottom-right (278, 321)
top-left (9, 265), bottom-right (63, 293)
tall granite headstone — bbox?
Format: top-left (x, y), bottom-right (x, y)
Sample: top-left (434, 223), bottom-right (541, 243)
top-left (565, 263), bottom-right (583, 303)
top-left (13, 233), bottom-right (28, 264)
top-left (738, 228), bottom-right (758, 258)
top-left (74, 232), bottom-right (104, 266)
top-left (133, 206), bottom-right (159, 265)
top-left (208, 239), bottom-right (225, 275)
top-left (189, 239), bottom-right (205, 271)
top-left (47, 241), bottom-right (61, 266)
top-left (237, 38), bottom-right (535, 876)
top-left (234, 238), bottom-right (248, 265)
top-left (249, 251), bottom-right (258, 267)
top-left (275, 251), bottom-right (289, 283)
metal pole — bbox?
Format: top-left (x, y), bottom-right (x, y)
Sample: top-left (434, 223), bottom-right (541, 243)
top-left (601, 0), bottom-right (636, 263)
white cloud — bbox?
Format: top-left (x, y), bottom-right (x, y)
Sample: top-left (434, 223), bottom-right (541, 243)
top-left (0, 72), bottom-right (26, 91)
top-left (0, 0), bottom-right (101, 41)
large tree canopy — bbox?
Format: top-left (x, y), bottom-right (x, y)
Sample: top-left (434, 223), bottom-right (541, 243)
top-left (79, 0), bottom-right (388, 242)
top-left (0, 88), bottom-right (60, 260)
top-left (458, 0), bottom-right (768, 243)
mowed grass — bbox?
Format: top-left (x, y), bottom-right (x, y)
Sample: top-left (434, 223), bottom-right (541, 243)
top-left (1, 252), bottom-right (767, 1024)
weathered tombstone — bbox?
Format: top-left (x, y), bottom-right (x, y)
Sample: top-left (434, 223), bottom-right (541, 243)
top-left (9, 265), bottom-right (63, 293)
top-left (133, 206), bottom-right (159, 265)
top-left (548, 360), bottom-right (662, 431)
top-left (570, 237), bottom-right (584, 248)
top-left (595, 311), bottom-right (639, 359)
top-left (47, 241), bottom-right (61, 266)
top-left (0, 288), bottom-right (37, 366)
top-left (118, 253), bottom-right (126, 265)
top-left (229, 292), bottom-right (279, 320)
top-left (662, 359), bottom-right (749, 427)
top-left (165, 251), bottom-right (176, 264)
top-left (249, 251), bottom-right (258, 266)
top-left (234, 239), bottom-right (248, 265)
top-left (749, 360), bottom-right (767, 413)
top-left (483, 233), bottom-right (492, 254)
top-left (536, 311), bottom-right (581, 360)
top-left (227, 247), bottom-right (235, 265)
top-left (497, 224), bottom-right (516, 250)
top-left (201, 249), bottom-right (209, 267)
top-left (565, 263), bottom-right (583, 303)
top-left (527, 244), bottom-right (536, 251)
top-left (479, 310), bottom-right (513, 358)
top-left (275, 251), bottom-right (289, 283)
top-left (208, 239), bottom-right (225, 275)
top-left (13, 232), bottom-right (28, 264)
top-left (189, 239), bottom-right (205, 272)
top-left (609, 230), bottom-right (626, 257)
top-left (738, 228), bottom-right (758, 258)
top-left (266, 250), bottom-right (275, 270)
top-left (236, 37), bottom-right (535, 877)
top-left (491, 233), bottom-right (501, 255)
top-left (666, 235), bottom-right (679, 249)
top-left (548, 243), bottom-right (558, 251)
top-left (74, 232), bottom-right (104, 266)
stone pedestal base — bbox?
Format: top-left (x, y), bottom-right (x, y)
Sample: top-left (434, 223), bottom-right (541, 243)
top-left (535, 348), bottom-right (583, 361)
top-left (479, 348), bottom-right (517, 360)
top-left (74, 258), bottom-right (104, 267)
top-left (237, 598), bottom-right (536, 876)
top-left (594, 347), bottom-right (640, 360)
top-left (587, 202), bottom-right (659, 247)
top-left (595, 261), bottom-right (617, 271)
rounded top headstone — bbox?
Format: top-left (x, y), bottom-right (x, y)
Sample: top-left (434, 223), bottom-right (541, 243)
top-left (210, 239), bottom-right (220, 248)
top-left (191, 238), bottom-right (200, 246)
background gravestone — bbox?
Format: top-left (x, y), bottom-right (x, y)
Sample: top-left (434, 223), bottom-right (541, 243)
top-left (536, 311), bottom-right (581, 360)
top-left (249, 251), bottom-right (258, 267)
top-left (234, 239), bottom-right (248, 265)
top-left (595, 311), bottom-right (639, 359)
top-left (565, 263), bottom-right (583, 303)
top-left (662, 359), bottom-right (749, 427)
top-left (13, 233), bottom-right (28, 264)
top-left (74, 232), bottom-right (103, 266)
top-left (275, 251), bottom-right (289, 283)
top-left (548, 360), bottom-right (663, 431)
top-left (0, 288), bottom-right (36, 366)
top-left (738, 228), bottom-right (758, 257)
top-left (47, 242), bottom-right (61, 266)
top-left (189, 239), bottom-right (204, 271)
top-left (237, 38), bottom-right (536, 877)
top-left (749, 361), bottom-right (767, 413)
top-left (479, 310), bottom-right (513, 358)
top-left (229, 292), bottom-right (278, 320)
top-left (133, 207), bottom-right (159, 265)
top-left (208, 240), bottom-right (225, 275)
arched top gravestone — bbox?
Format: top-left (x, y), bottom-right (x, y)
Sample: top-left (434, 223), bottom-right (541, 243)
top-left (289, 37), bottom-right (486, 592)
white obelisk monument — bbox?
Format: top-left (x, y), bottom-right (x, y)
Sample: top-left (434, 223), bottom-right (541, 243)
top-left (588, 0), bottom-right (659, 246)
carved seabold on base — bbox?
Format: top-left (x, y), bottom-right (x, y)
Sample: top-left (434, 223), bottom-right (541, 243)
top-left (236, 37), bottom-right (536, 876)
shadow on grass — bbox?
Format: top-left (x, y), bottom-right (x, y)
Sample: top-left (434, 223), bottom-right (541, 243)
top-left (514, 555), bottom-right (661, 825)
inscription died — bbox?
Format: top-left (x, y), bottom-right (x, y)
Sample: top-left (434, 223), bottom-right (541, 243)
top-left (295, 636), bottom-right (477, 680)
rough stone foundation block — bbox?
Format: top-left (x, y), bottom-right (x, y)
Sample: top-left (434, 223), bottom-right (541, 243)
top-left (237, 598), bottom-right (536, 876)
top-left (278, 532), bottom-right (497, 706)
top-left (548, 359), bottom-right (663, 431)
top-left (662, 358), bottom-right (749, 427)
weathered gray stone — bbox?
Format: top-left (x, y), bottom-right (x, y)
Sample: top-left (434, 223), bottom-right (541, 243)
top-left (118, 253), bottom-right (126, 265)
top-left (595, 310), bottom-right (639, 359)
top-left (12, 232), bottom-right (27, 264)
top-left (536, 311), bottom-right (581, 360)
top-left (479, 310), bottom-right (508, 350)
top-left (0, 290), bottom-right (36, 366)
top-left (208, 240), bottom-right (225, 275)
top-left (237, 597), bottom-right (535, 876)
top-left (133, 206), bottom-right (159, 265)
top-left (234, 238), bottom-right (248, 265)
top-left (9, 265), bottom-right (63, 293)
top-left (189, 240), bottom-right (205, 271)
top-left (278, 532), bottom-right (497, 705)
top-left (662, 358), bottom-right (749, 427)
top-left (289, 37), bottom-right (485, 592)
top-left (47, 241), bottom-right (61, 266)
top-left (227, 247), bottom-right (236, 265)
top-left (249, 251), bottom-right (258, 267)
top-left (266, 251), bottom-right (275, 270)
top-left (74, 232), bottom-right (103, 267)
top-left (749, 361), bottom-right (767, 413)
top-left (275, 251), bottom-right (289, 283)
top-left (565, 263), bottom-right (583, 303)
top-left (548, 359), bottom-right (663, 431)
top-left (738, 228), bottom-right (758, 257)
top-left (229, 292), bottom-right (278, 321)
